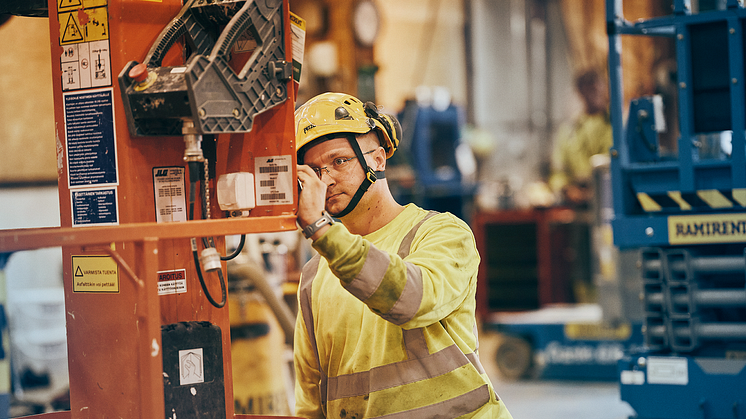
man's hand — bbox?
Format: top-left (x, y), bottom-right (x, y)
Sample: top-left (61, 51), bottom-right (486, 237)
top-left (297, 164), bottom-right (329, 229)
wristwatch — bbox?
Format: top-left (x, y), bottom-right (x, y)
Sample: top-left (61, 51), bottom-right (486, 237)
top-left (302, 211), bottom-right (335, 239)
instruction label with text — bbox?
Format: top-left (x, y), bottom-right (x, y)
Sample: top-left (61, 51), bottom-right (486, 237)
top-left (71, 187), bottom-right (118, 226)
top-left (153, 167), bottom-right (187, 223)
top-left (64, 88), bottom-right (118, 187)
top-left (290, 12), bottom-right (305, 83)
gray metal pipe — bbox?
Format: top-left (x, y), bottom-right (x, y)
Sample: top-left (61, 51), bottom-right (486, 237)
top-left (696, 323), bottom-right (746, 339)
top-left (648, 322), bottom-right (746, 340)
top-left (643, 254), bottom-right (746, 274)
top-left (647, 289), bottom-right (746, 307)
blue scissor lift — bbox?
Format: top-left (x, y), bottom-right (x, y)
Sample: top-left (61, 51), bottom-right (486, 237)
top-left (607, 1), bottom-right (746, 418)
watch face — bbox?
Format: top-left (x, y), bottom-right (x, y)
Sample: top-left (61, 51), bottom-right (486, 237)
top-left (353, 0), bottom-right (380, 47)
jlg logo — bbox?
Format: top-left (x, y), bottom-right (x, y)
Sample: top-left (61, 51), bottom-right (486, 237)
top-left (155, 169), bottom-right (169, 177)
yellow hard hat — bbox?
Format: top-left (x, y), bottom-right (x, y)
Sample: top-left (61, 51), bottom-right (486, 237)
top-left (294, 92), bottom-right (401, 162)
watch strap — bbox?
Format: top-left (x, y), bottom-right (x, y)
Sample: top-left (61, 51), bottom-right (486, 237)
top-left (302, 211), bottom-right (334, 239)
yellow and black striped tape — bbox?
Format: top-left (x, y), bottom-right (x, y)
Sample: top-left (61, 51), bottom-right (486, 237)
top-left (637, 189), bottom-right (746, 212)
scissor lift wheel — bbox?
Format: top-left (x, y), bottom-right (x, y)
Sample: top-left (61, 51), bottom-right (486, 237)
top-left (495, 334), bottom-right (533, 380)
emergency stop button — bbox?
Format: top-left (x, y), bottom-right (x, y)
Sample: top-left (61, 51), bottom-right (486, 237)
top-left (129, 63), bottom-right (149, 82)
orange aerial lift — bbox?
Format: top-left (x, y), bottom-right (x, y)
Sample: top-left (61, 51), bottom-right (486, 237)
top-left (0, 0), bottom-right (303, 417)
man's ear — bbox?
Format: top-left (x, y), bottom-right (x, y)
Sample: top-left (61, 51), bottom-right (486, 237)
top-left (373, 146), bottom-right (387, 171)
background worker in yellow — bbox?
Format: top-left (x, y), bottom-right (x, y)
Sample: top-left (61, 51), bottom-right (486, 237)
top-left (548, 68), bottom-right (613, 303)
top-left (293, 92), bottom-right (513, 419)
top-left (550, 68), bottom-right (613, 207)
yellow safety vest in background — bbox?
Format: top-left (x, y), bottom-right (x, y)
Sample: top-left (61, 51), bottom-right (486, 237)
top-left (294, 204), bottom-right (513, 419)
top-left (550, 112), bottom-right (613, 193)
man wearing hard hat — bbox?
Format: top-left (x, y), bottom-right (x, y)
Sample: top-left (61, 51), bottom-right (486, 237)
top-left (293, 92), bottom-right (513, 419)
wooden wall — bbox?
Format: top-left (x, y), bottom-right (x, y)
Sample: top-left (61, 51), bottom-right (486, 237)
top-left (559, 0), bottom-right (675, 104)
top-left (0, 16), bottom-right (57, 184)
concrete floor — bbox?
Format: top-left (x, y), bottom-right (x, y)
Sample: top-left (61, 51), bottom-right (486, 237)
top-left (479, 330), bottom-right (636, 419)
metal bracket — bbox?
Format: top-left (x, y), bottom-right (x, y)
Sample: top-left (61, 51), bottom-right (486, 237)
top-left (118, 0), bottom-right (289, 136)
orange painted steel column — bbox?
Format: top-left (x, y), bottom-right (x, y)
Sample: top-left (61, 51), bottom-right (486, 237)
top-left (42, 0), bottom-right (298, 416)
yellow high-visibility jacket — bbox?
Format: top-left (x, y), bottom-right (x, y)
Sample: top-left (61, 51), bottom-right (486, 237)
top-left (294, 204), bottom-right (513, 419)
top-left (549, 111), bottom-right (613, 193)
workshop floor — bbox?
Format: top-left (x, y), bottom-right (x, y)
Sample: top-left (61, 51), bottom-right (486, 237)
top-left (479, 330), bottom-right (635, 419)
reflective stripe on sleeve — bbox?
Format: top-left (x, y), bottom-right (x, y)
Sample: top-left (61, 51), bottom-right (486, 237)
top-left (344, 211), bottom-right (438, 324)
top-left (345, 246), bottom-right (391, 301)
top-left (379, 260), bottom-right (423, 325)
top-left (465, 352), bottom-right (486, 375)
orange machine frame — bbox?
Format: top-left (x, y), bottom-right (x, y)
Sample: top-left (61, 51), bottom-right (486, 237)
top-left (1, 0), bottom-right (300, 417)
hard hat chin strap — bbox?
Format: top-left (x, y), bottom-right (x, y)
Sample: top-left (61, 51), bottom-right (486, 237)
top-left (331, 134), bottom-right (385, 218)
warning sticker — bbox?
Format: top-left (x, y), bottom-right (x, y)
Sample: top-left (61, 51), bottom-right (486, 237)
top-left (72, 255), bottom-right (119, 293)
top-left (59, 0), bottom-right (84, 11)
top-left (57, 0), bottom-right (111, 90)
top-left (58, 3), bottom-right (109, 45)
top-left (153, 167), bottom-right (187, 223)
top-left (58, 0), bottom-right (107, 14)
top-left (255, 155), bottom-right (293, 205)
top-left (59, 12), bottom-right (84, 44)
top-left (158, 269), bottom-right (187, 296)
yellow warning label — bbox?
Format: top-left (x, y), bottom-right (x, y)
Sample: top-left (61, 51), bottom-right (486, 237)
top-left (564, 322), bottom-right (632, 341)
top-left (59, 12), bottom-right (84, 44)
top-left (58, 1), bottom-right (109, 45)
top-left (668, 213), bottom-right (746, 245)
top-left (58, 0), bottom-right (107, 13)
top-left (58, 0), bottom-right (83, 12)
top-left (81, 7), bottom-right (109, 42)
top-left (290, 11), bottom-right (306, 32)
top-left (72, 255), bottom-right (119, 293)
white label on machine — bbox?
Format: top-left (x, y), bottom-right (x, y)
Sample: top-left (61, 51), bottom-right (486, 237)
top-left (60, 40), bottom-right (112, 91)
top-left (647, 357), bottom-right (688, 385)
top-left (290, 11), bottom-right (306, 83)
top-left (179, 348), bottom-right (205, 386)
top-left (620, 370), bottom-right (645, 385)
top-left (255, 155), bottom-right (293, 205)
top-left (157, 269), bottom-right (187, 296)
top-left (153, 167), bottom-right (187, 223)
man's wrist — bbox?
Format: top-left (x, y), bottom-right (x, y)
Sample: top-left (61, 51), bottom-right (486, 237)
top-left (302, 211), bottom-right (335, 239)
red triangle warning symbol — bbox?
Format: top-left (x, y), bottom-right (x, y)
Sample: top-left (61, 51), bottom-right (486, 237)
top-left (75, 266), bottom-right (84, 277)
top-left (59, 0), bottom-right (83, 9)
top-left (61, 13), bottom-right (84, 44)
